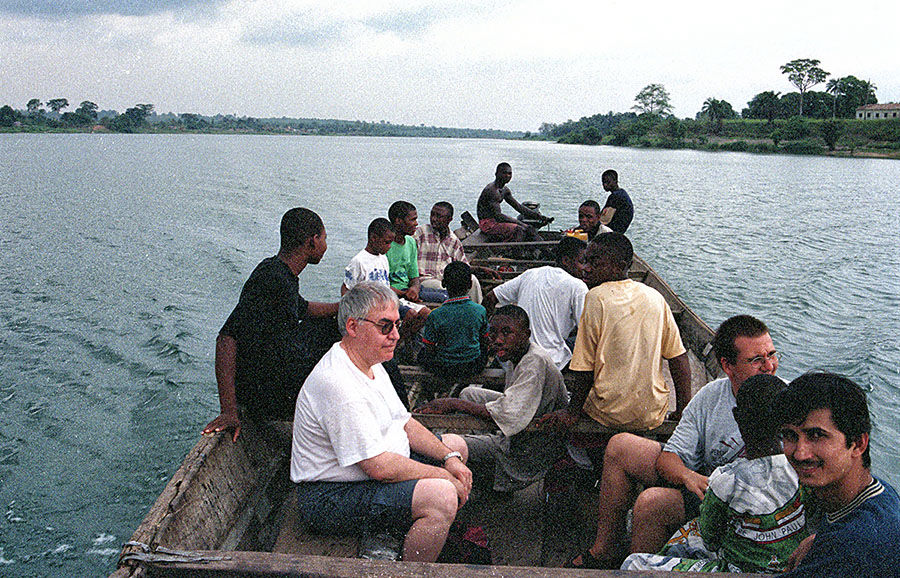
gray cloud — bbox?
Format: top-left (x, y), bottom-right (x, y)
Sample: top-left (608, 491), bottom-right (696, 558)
top-left (0, 0), bottom-right (221, 17)
top-left (242, 3), bottom-right (493, 48)
top-left (363, 6), bottom-right (450, 35)
top-left (242, 13), bottom-right (347, 48)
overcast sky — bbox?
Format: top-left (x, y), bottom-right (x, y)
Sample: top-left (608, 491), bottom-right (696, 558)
top-left (2, 0), bottom-right (898, 131)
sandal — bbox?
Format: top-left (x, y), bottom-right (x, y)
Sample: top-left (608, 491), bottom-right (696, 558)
top-left (566, 548), bottom-right (611, 569)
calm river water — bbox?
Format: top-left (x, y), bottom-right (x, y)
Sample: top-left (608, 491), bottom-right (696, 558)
top-left (1, 134), bottom-right (898, 576)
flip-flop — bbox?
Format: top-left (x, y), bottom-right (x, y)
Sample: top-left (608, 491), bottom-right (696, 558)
top-left (565, 548), bottom-right (612, 569)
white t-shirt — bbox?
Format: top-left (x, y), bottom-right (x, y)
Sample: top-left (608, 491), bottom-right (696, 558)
top-left (493, 266), bottom-right (588, 370)
top-left (291, 342), bottom-right (411, 483)
top-left (343, 249), bottom-right (390, 291)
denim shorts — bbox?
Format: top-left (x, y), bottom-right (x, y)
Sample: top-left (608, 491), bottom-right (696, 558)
top-left (295, 440), bottom-right (444, 535)
top-left (296, 478), bottom-right (418, 535)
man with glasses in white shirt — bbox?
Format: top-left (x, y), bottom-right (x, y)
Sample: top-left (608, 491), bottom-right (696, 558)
top-left (291, 282), bottom-right (471, 562)
top-left (568, 314), bottom-right (780, 569)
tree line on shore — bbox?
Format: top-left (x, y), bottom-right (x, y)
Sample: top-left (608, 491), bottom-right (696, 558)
top-left (537, 59), bottom-right (898, 156)
top-left (3, 57), bottom-right (896, 156)
top-left (0, 100), bottom-right (522, 139)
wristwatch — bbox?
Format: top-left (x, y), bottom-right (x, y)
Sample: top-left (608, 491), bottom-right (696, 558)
top-left (442, 451), bottom-right (462, 464)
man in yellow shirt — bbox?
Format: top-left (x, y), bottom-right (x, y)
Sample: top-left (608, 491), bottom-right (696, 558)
top-left (541, 232), bottom-right (691, 430)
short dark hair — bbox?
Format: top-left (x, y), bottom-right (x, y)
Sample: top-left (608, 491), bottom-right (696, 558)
top-left (734, 374), bottom-right (786, 448)
top-left (433, 201), bottom-right (454, 217)
top-left (492, 304), bottom-right (530, 332)
top-left (591, 232), bottom-right (633, 270)
top-left (368, 217), bottom-right (393, 239)
top-left (776, 372), bottom-right (871, 469)
top-left (388, 201), bottom-right (416, 224)
top-left (280, 208), bottom-right (323, 254)
top-left (580, 199), bottom-right (601, 213)
top-left (442, 261), bottom-right (472, 296)
top-left (556, 235), bottom-right (587, 265)
top-left (712, 315), bottom-right (769, 365)
top-left (602, 169), bottom-right (618, 183)
top-left (496, 162), bottom-right (511, 173)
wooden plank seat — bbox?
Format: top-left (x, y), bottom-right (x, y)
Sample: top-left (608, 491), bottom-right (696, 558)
top-left (401, 364), bottom-right (506, 403)
top-left (272, 493), bottom-right (359, 558)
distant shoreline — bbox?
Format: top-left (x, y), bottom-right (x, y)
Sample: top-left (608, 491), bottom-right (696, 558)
top-left (0, 120), bottom-right (526, 141)
top-left (4, 126), bottom-right (897, 160)
top-left (583, 136), bottom-right (900, 161)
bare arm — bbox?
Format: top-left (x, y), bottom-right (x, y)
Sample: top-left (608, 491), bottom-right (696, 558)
top-left (406, 418), bottom-right (472, 500)
top-left (308, 301), bottom-right (339, 317)
top-left (202, 333), bottom-right (241, 441)
top-left (656, 450), bottom-right (708, 500)
top-left (416, 397), bottom-right (492, 421)
top-left (405, 277), bottom-right (421, 302)
top-left (599, 206), bottom-right (616, 225)
top-left (567, 370), bottom-right (594, 417)
top-left (472, 265), bottom-right (501, 280)
top-left (359, 450), bottom-right (469, 506)
top-left (504, 191), bottom-right (543, 221)
top-left (537, 370), bottom-right (592, 429)
top-left (667, 352), bottom-right (692, 421)
top-left (482, 289), bottom-right (498, 315)
top-left (359, 450), bottom-right (447, 483)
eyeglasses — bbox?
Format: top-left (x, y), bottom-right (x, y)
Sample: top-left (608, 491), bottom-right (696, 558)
top-left (743, 351), bottom-right (779, 368)
top-left (358, 317), bottom-right (402, 335)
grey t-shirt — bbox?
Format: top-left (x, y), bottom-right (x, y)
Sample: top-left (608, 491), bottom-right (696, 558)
top-left (662, 377), bottom-right (744, 476)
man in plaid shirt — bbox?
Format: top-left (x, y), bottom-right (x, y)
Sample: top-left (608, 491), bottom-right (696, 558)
top-left (414, 201), bottom-right (494, 304)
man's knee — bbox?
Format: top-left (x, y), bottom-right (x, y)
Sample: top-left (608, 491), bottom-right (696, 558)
top-left (605, 433), bottom-right (660, 477)
top-left (413, 479), bottom-right (458, 519)
top-left (442, 433), bottom-right (469, 463)
top-left (633, 487), bottom-right (684, 522)
top-left (605, 433), bottom-right (637, 462)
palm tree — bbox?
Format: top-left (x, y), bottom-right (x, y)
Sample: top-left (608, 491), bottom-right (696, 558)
top-left (860, 80), bottom-right (877, 107)
top-left (701, 98), bottom-right (732, 134)
top-left (825, 78), bottom-right (845, 119)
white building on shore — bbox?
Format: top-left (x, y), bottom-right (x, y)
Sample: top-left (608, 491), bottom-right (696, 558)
top-left (856, 103), bottom-right (900, 119)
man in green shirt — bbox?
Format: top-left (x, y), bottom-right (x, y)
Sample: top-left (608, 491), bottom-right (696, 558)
top-left (387, 200), bottom-right (429, 335)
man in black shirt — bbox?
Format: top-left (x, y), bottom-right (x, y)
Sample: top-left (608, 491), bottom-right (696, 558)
top-left (203, 208), bottom-right (339, 441)
top-left (599, 169), bottom-right (634, 234)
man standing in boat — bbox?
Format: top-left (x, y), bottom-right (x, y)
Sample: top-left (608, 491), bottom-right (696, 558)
top-left (598, 169), bottom-right (633, 234)
top-left (777, 372), bottom-right (900, 576)
top-left (202, 207), bottom-right (339, 442)
top-left (291, 282), bottom-right (472, 563)
top-left (477, 162), bottom-right (551, 242)
top-left (567, 314), bottom-right (780, 569)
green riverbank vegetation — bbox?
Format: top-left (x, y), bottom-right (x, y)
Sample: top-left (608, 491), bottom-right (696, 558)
top-left (0, 101), bottom-right (523, 140)
top-left (539, 113), bottom-right (900, 159)
top-left (537, 59), bottom-right (900, 159)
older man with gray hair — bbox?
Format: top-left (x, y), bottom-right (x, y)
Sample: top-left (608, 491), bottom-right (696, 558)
top-left (290, 281), bottom-right (472, 562)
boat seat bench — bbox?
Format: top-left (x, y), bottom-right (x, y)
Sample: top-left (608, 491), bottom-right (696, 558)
top-left (272, 492), bottom-right (359, 557)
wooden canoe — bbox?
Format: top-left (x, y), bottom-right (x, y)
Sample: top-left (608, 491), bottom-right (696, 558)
top-left (112, 235), bottom-right (753, 577)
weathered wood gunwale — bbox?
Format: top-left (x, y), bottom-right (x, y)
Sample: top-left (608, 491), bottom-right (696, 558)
top-left (113, 230), bottom-right (742, 577)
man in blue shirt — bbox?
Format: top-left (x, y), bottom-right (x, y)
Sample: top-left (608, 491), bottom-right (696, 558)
top-left (777, 372), bottom-right (900, 577)
top-left (599, 169), bottom-right (633, 233)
